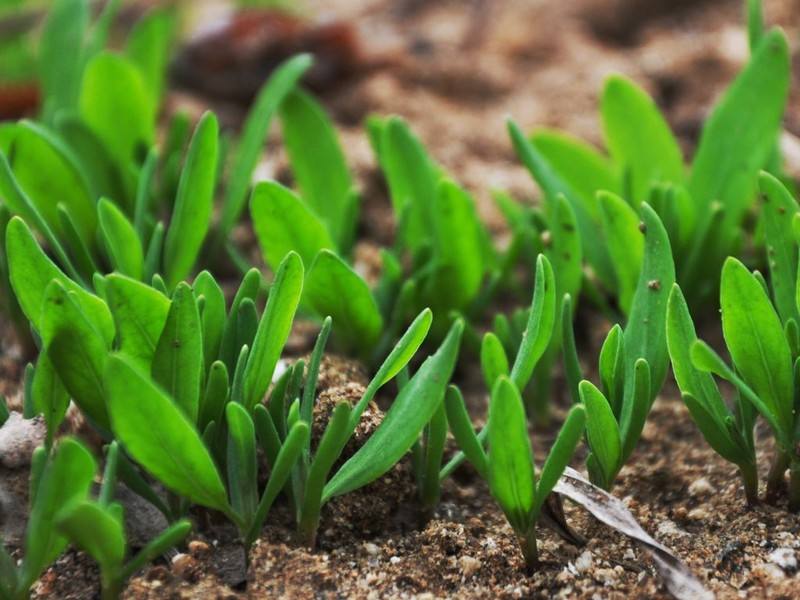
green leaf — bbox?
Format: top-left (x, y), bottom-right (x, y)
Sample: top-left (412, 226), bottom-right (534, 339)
top-left (242, 252), bottom-right (303, 410)
top-left (532, 404), bottom-right (586, 518)
top-left (324, 319), bottom-right (463, 500)
top-left (21, 438), bottom-right (96, 591)
top-left (163, 111), bottom-right (218, 288)
top-left (688, 30), bottom-right (790, 255)
top-left (487, 376), bottom-right (534, 533)
top-left (105, 273), bottom-right (169, 368)
top-left (5, 217), bottom-right (112, 339)
top-left (250, 180), bottom-right (334, 271)
top-left (219, 54), bottom-right (312, 238)
top-left (280, 89), bottom-right (356, 250)
top-left (425, 179), bottom-right (486, 309)
top-left (351, 308), bottom-right (433, 427)
top-left (531, 129), bottom-right (620, 215)
top-left (0, 121), bottom-right (96, 246)
top-left (31, 350), bottom-right (69, 442)
top-left (125, 7), bottom-right (176, 106)
top-left (56, 501), bottom-right (125, 571)
top-left (560, 294), bottom-right (582, 405)
top-left (219, 268), bottom-right (261, 372)
top-left (480, 332), bottom-right (509, 390)
top-left (545, 195), bottom-right (583, 320)
top-left (80, 52), bottom-right (155, 169)
top-left (666, 284), bottom-right (730, 426)
top-left (380, 117), bottom-right (439, 249)
top-left (199, 361), bottom-right (229, 431)
top-left (226, 402), bottom-right (258, 523)
top-left (600, 75), bottom-right (684, 202)
top-left (760, 172), bottom-right (800, 324)
top-left (599, 191), bottom-right (644, 315)
top-left (509, 254), bottom-right (556, 390)
top-left (39, 0), bottom-right (89, 122)
top-left (720, 257), bottom-right (794, 438)
top-left (304, 250), bottom-right (382, 354)
top-left (681, 392), bottom-right (747, 465)
top-left (40, 280), bottom-right (111, 430)
top-left (622, 203), bottom-right (675, 401)
top-left (508, 119), bottom-right (614, 288)
top-left (443, 385), bottom-right (488, 478)
top-left (193, 271), bottom-right (226, 371)
top-left (152, 283), bottom-right (203, 423)
top-left (97, 198), bottom-right (143, 279)
top-left (579, 381), bottom-right (620, 488)
top-left (105, 355), bottom-right (229, 511)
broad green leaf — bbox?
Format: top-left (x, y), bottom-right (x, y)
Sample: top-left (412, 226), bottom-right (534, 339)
top-left (666, 284), bottom-right (729, 425)
top-left (682, 393), bottom-right (746, 465)
top-left (304, 250), bottom-right (382, 354)
top-left (480, 332), bottom-right (509, 390)
top-left (487, 376), bottom-right (534, 533)
top-left (31, 350), bottom-right (69, 441)
top-left (40, 280), bottom-right (111, 430)
top-left (242, 252), bottom-right (303, 410)
top-left (324, 319), bottom-right (463, 500)
top-left (622, 203), bottom-right (675, 401)
top-left (380, 117), bottom-right (439, 249)
top-left (152, 283), bottom-right (203, 423)
top-left (6, 217), bottom-right (113, 341)
top-left (760, 172), bottom-right (799, 324)
top-left (105, 273), bottom-right (169, 368)
top-left (532, 404), bottom-right (586, 518)
top-left (688, 30), bottom-right (790, 254)
top-left (97, 198), bottom-right (142, 279)
top-left (509, 254), bottom-right (556, 390)
top-left (56, 501), bottom-right (125, 570)
top-left (193, 271), bottom-right (226, 370)
top-left (250, 180), bottom-right (334, 270)
top-left (0, 121), bottom-right (95, 245)
top-left (720, 257), bottom-right (794, 437)
top-left (39, 0), bottom-right (89, 122)
top-left (599, 191), bottom-right (643, 315)
top-left (125, 7), bottom-right (176, 106)
top-left (220, 54), bottom-right (313, 237)
top-left (163, 112), bottom-right (218, 288)
top-left (600, 75), bottom-right (684, 202)
top-left (425, 179), bottom-right (485, 309)
top-left (21, 438), bottom-right (95, 590)
top-left (532, 129), bottom-right (620, 216)
top-left (105, 355), bottom-right (228, 511)
top-left (546, 195), bottom-right (583, 309)
top-left (508, 119), bottom-right (614, 288)
top-left (281, 88), bottom-right (356, 250)
top-left (226, 402), bottom-right (258, 522)
top-left (579, 381), bottom-right (620, 488)
top-left (80, 52), bottom-right (155, 169)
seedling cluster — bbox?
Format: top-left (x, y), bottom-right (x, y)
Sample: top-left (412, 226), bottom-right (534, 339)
top-left (0, 0), bottom-right (797, 595)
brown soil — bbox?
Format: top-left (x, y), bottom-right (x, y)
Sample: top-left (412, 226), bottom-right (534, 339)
top-left (3, 0), bottom-right (800, 598)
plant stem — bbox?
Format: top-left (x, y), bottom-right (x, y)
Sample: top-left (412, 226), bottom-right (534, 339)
top-left (766, 452), bottom-right (789, 503)
top-left (789, 459), bottom-right (800, 512)
top-left (740, 461), bottom-right (759, 507)
top-left (517, 528), bottom-right (539, 574)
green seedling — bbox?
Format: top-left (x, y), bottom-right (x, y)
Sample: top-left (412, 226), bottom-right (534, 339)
top-left (670, 173), bottom-right (800, 509)
top-left (509, 22), bottom-right (790, 310)
top-left (55, 443), bottom-right (192, 600)
top-left (0, 438), bottom-right (95, 600)
top-left (561, 204), bottom-right (675, 490)
top-left (267, 311), bottom-right (463, 547)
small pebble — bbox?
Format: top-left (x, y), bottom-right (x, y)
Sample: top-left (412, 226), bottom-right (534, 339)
top-left (389, 556), bottom-right (401, 565)
top-left (459, 555), bottom-right (481, 578)
top-left (574, 550), bottom-right (593, 574)
top-left (688, 477), bottom-right (714, 497)
top-left (363, 542), bottom-right (380, 556)
top-left (768, 548), bottom-right (797, 573)
top-left (188, 540), bottom-right (210, 556)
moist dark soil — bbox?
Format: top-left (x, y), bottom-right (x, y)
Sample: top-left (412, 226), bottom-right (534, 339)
top-left (2, 0), bottom-right (800, 598)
